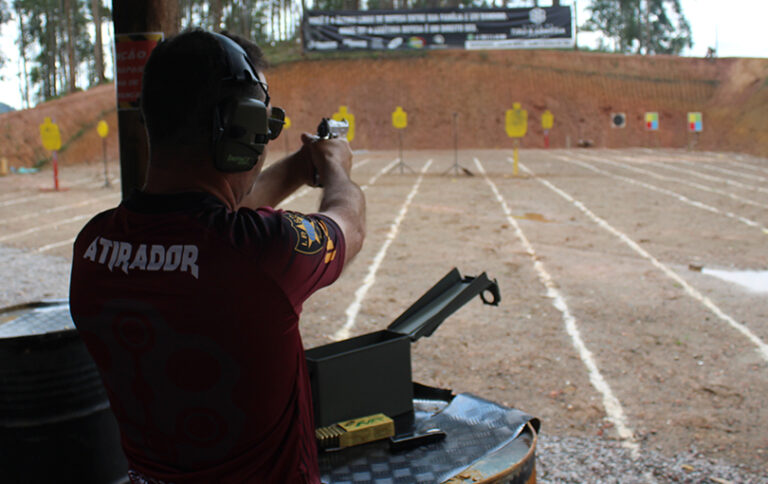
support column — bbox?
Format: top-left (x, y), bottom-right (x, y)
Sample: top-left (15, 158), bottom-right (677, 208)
top-left (112, 0), bottom-right (179, 199)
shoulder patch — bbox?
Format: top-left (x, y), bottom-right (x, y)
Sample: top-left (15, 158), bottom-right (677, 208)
top-left (285, 212), bottom-right (326, 255)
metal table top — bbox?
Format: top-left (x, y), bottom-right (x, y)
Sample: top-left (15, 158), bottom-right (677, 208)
top-left (320, 393), bottom-right (539, 484)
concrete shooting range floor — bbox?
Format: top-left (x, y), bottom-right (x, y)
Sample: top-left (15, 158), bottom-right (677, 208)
top-left (0, 148), bottom-right (767, 480)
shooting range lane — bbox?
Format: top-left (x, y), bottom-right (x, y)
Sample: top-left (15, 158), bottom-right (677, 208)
top-left (1, 149), bottom-right (767, 476)
top-left (473, 156), bottom-right (642, 458)
top-left (318, 152), bottom-right (612, 451)
top-left (720, 153), bottom-right (768, 175)
top-left (503, 150), bottom-right (768, 470)
top-left (618, 152), bottom-right (768, 196)
top-left (575, 152), bottom-right (768, 211)
top-left (332, 158), bottom-right (434, 341)
top-left (561, 153), bottom-right (768, 233)
top-left (562, 150), bottom-right (768, 285)
top-left (608, 150), bottom-right (768, 210)
top-left (0, 161), bottom-right (122, 257)
top-left (675, 158), bottom-right (768, 184)
top-left (0, 176), bottom-right (108, 207)
top-left (640, 147), bottom-right (768, 179)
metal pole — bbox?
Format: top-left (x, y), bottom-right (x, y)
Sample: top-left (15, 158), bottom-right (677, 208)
top-left (399, 130), bottom-right (404, 174)
top-left (103, 138), bottom-right (110, 187)
top-left (513, 139), bottom-right (519, 176)
top-left (52, 151), bottom-right (60, 191)
top-left (112, 0), bottom-right (179, 200)
top-left (453, 112), bottom-right (458, 171)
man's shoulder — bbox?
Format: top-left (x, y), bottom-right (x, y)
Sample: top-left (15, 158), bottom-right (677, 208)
top-left (77, 207), bottom-right (119, 237)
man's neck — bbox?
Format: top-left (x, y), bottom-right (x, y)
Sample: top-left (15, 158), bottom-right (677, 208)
top-left (143, 154), bottom-right (242, 210)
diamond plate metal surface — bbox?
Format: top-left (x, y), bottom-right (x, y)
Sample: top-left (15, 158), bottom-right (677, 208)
top-left (0, 301), bottom-right (74, 338)
top-left (320, 393), bottom-right (537, 483)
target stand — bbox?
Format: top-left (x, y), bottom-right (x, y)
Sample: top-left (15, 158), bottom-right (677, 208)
top-left (443, 113), bottom-right (473, 177)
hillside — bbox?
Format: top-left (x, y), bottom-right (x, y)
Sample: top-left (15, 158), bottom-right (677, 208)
top-left (0, 83), bottom-right (118, 169)
top-left (1, 49), bottom-right (766, 169)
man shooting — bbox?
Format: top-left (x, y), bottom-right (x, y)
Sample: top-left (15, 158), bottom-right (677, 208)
top-left (69, 29), bottom-right (365, 483)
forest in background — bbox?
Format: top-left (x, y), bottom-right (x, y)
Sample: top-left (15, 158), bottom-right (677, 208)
top-left (0, 0), bottom-right (692, 109)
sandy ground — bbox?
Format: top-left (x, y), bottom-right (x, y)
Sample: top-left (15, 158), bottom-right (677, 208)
top-left (1, 148), bottom-right (767, 480)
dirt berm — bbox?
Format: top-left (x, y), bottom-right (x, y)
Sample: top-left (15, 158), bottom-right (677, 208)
top-left (1, 49), bottom-right (767, 168)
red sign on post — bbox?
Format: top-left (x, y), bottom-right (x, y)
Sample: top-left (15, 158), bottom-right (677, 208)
top-left (115, 33), bottom-right (164, 110)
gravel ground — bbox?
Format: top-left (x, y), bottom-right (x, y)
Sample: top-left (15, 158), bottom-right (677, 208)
top-left (2, 247), bottom-right (766, 483)
top-left (0, 246), bottom-right (71, 307)
top-left (537, 434), bottom-right (767, 483)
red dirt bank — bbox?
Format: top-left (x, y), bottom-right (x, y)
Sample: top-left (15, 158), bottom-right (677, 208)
top-left (1, 50), bottom-right (766, 169)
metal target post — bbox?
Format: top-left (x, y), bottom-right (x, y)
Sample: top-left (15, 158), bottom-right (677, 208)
top-left (443, 112), bottom-right (472, 176)
top-left (103, 140), bottom-right (110, 187)
top-left (387, 106), bottom-right (415, 174)
top-left (39, 117), bottom-right (63, 191)
top-left (97, 120), bottom-right (110, 187)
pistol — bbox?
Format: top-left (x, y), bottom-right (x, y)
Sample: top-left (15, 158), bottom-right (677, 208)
top-left (317, 118), bottom-right (349, 140)
top-left (311, 118), bottom-right (350, 186)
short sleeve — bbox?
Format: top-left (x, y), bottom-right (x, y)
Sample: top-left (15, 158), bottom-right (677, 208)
top-left (258, 210), bottom-right (346, 308)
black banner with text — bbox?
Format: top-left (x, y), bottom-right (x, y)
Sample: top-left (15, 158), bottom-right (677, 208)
top-left (303, 6), bottom-right (573, 52)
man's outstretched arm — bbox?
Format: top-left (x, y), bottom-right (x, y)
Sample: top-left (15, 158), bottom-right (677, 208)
top-left (307, 134), bottom-right (366, 265)
top-left (239, 142), bottom-right (315, 209)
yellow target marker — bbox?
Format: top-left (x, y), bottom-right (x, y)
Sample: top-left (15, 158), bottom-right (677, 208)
top-left (40, 117), bottom-right (62, 151)
top-left (505, 102), bottom-right (528, 138)
top-left (332, 106), bottom-right (355, 142)
top-left (97, 120), bottom-right (109, 138)
top-left (505, 103), bottom-right (527, 175)
top-left (392, 106), bottom-right (408, 129)
top-left (96, 120), bottom-right (111, 187)
top-left (542, 110), bottom-right (554, 130)
top-left (284, 116), bottom-right (292, 129)
top-left (542, 109), bottom-right (554, 149)
top-left (39, 117), bottom-right (63, 190)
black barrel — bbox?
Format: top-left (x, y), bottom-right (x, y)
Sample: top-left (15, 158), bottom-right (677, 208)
top-left (0, 300), bottom-right (127, 484)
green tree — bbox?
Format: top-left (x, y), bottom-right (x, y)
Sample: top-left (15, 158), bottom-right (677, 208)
top-left (582, 0), bottom-right (691, 55)
top-left (0, 0), bottom-right (10, 77)
top-left (14, 0), bottom-right (93, 102)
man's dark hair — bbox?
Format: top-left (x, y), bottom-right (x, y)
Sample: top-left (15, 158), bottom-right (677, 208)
top-left (140, 29), bottom-right (268, 151)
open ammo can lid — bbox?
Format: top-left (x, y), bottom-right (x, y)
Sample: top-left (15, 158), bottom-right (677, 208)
top-left (387, 268), bottom-right (500, 341)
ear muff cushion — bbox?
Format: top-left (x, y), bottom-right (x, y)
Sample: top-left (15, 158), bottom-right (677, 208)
top-left (214, 98), bottom-right (269, 172)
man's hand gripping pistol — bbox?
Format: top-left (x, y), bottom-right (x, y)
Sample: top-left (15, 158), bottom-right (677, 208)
top-left (311, 118), bottom-right (349, 187)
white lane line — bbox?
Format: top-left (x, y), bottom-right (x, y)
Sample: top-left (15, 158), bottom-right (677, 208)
top-left (0, 192), bottom-right (60, 208)
top-left (361, 158), bottom-right (400, 189)
top-left (677, 159), bottom-right (768, 183)
top-left (0, 192), bottom-right (120, 225)
top-left (518, 160), bottom-right (768, 364)
top-left (280, 187), bottom-right (313, 207)
top-left (279, 158), bottom-right (373, 207)
top-left (558, 155), bottom-right (768, 234)
top-left (621, 155), bottom-right (768, 195)
top-left (666, 151), bottom-right (768, 176)
top-left (474, 157), bottom-right (641, 457)
top-left (37, 237), bottom-right (76, 253)
top-left (723, 157), bottom-right (768, 175)
top-left (0, 176), bottom-right (113, 206)
top-left (0, 213), bottom-right (93, 242)
top-left (575, 153), bottom-right (768, 210)
top-left (333, 159), bottom-right (434, 341)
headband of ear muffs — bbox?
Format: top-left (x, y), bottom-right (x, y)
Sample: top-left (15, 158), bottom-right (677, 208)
top-left (211, 33), bottom-right (270, 172)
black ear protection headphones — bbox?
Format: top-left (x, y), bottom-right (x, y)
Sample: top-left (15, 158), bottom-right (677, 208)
top-left (211, 32), bottom-right (285, 172)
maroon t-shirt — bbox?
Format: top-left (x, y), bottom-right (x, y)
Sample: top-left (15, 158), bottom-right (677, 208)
top-left (69, 191), bottom-right (345, 484)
